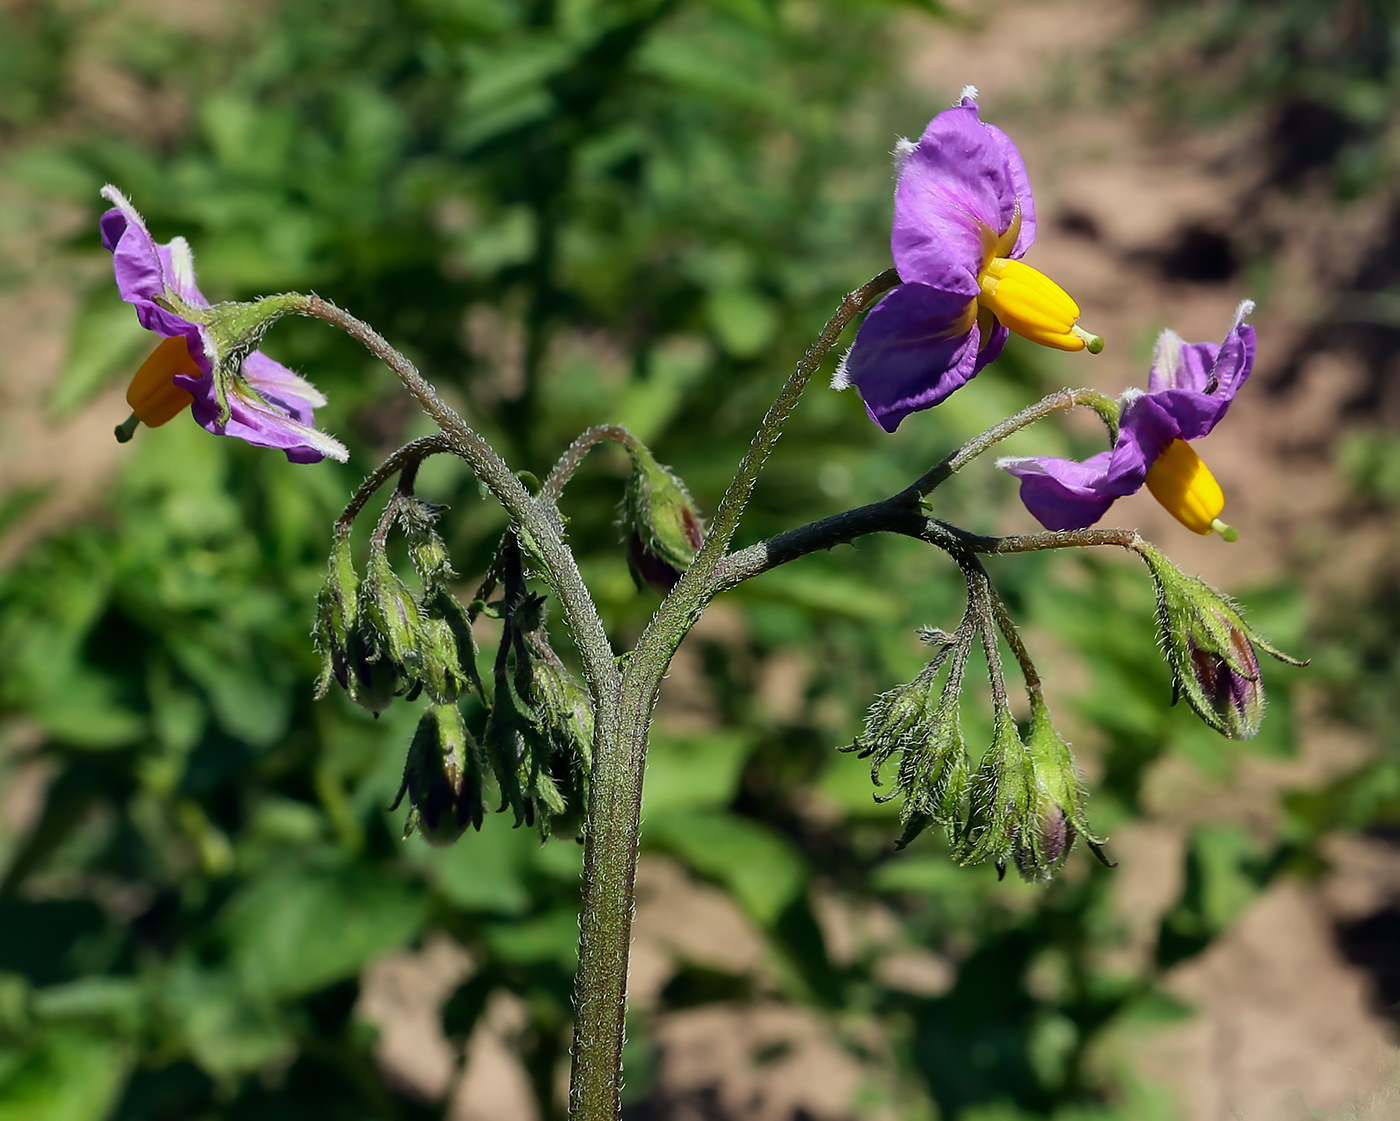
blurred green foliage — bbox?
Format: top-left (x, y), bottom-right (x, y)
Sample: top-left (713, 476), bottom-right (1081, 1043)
top-left (0, 0), bottom-right (1360, 1119)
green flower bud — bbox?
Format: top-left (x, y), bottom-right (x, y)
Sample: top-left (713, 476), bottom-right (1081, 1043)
top-left (358, 549), bottom-right (424, 675)
top-left (1012, 699), bottom-right (1105, 883)
top-left (848, 638), bottom-right (971, 848)
top-left (417, 590), bottom-right (480, 705)
top-left (395, 703), bottom-right (485, 846)
top-left (312, 533), bottom-right (359, 700)
top-left (526, 654), bottom-right (595, 839)
top-left (621, 441), bottom-right (705, 594)
top-left (398, 498), bottom-right (456, 593)
top-left (957, 712), bottom-right (1034, 874)
top-left (847, 659), bottom-right (939, 772)
top-left (1138, 543), bottom-right (1305, 740)
top-left (894, 676), bottom-right (971, 849)
top-left (347, 628), bottom-right (402, 716)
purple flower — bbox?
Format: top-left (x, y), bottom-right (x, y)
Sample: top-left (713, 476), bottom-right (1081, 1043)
top-left (835, 88), bottom-right (1102, 432)
top-left (999, 302), bottom-right (1256, 538)
top-left (101, 186), bottom-right (347, 464)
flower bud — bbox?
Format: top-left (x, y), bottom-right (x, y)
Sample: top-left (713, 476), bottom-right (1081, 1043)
top-left (312, 533), bottom-right (359, 700)
top-left (358, 549), bottom-right (424, 675)
top-left (417, 590), bottom-right (480, 705)
top-left (395, 703), bottom-right (485, 845)
top-left (525, 653), bottom-right (595, 839)
top-left (957, 712), bottom-right (1034, 874)
top-left (848, 640), bottom-right (971, 848)
top-left (398, 498), bottom-right (456, 593)
top-left (847, 660), bottom-right (939, 770)
top-left (1137, 543), bottom-right (1304, 740)
top-left (347, 628), bottom-right (403, 716)
top-left (621, 441), bottom-right (705, 594)
top-left (1011, 700), bottom-right (1105, 883)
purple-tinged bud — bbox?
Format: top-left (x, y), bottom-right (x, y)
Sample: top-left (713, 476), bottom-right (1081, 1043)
top-left (1188, 623), bottom-right (1264, 739)
top-left (394, 703), bottom-right (485, 846)
top-left (1137, 543), bottom-right (1305, 740)
top-left (1011, 700), bottom-right (1106, 883)
top-left (620, 440), bottom-right (705, 594)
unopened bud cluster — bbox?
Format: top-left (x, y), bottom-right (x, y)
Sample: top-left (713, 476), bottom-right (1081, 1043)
top-left (313, 502), bottom-right (477, 716)
top-left (314, 501), bottom-right (595, 844)
top-left (850, 627), bottom-right (1103, 882)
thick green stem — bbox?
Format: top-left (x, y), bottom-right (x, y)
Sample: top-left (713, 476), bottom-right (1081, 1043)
top-left (566, 269), bottom-right (897, 1121)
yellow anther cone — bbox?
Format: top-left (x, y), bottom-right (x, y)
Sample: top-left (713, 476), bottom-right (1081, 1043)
top-left (127, 335), bottom-right (198, 427)
top-left (977, 258), bottom-right (1097, 352)
top-left (1145, 439), bottom-right (1228, 536)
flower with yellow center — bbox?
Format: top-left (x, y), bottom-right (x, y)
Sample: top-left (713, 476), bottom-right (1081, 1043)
top-left (101, 184), bottom-right (347, 463)
top-left (834, 87), bottom-right (1101, 432)
top-left (999, 302), bottom-right (1256, 540)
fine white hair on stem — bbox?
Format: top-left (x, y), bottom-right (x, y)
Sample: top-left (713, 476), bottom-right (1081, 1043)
top-left (957, 84), bottom-right (979, 104)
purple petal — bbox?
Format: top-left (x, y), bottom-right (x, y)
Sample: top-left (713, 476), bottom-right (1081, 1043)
top-left (242, 351), bottom-right (328, 426)
top-left (1143, 305), bottom-right (1256, 440)
top-left (840, 282), bottom-right (981, 432)
top-left (892, 102), bottom-right (1029, 293)
top-left (1146, 329), bottom-right (1218, 394)
top-left (1000, 451), bottom-right (1122, 530)
top-left (100, 186), bottom-right (212, 373)
top-left (1000, 394), bottom-right (1182, 530)
top-left (1116, 391), bottom-right (1183, 471)
top-left (187, 375), bottom-right (348, 464)
top-left (1208, 306), bottom-right (1256, 404)
top-left (971, 316), bottom-right (1010, 376)
top-left (981, 121), bottom-right (1036, 258)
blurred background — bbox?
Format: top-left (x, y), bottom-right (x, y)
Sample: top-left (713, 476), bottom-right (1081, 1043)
top-left (2, 0), bottom-right (1399, 1118)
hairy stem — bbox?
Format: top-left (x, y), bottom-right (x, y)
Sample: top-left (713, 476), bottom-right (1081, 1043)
top-left (542, 424), bottom-right (633, 501)
top-left (567, 269), bottom-right (897, 1121)
top-left (689, 268), bottom-right (900, 577)
top-left (335, 435), bottom-right (453, 535)
top-left (905, 386), bottom-right (1118, 499)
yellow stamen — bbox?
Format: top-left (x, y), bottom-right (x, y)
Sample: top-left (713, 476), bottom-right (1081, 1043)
top-left (127, 335), bottom-right (198, 427)
top-left (1145, 439), bottom-right (1233, 538)
top-left (977, 257), bottom-right (1091, 352)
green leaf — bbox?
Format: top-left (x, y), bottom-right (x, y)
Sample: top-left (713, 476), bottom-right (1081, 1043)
top-left (646, 811), bottom-right (806, 926)
top-left (0, 1029), bottom-right (127, 1121)
top-left (220, 862), bottom-right (426, 998)
top-left (643, 730), bottom-right (751, 817)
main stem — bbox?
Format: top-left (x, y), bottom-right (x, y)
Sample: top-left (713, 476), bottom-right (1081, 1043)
top-left (566, 269), bottom-right (898, 1121)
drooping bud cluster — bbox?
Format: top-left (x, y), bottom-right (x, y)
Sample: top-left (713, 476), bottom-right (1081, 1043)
top-left (314, 499), bottom-right (596, 844)
top-left (1137, 543), bottom-right (1305, 739)
top-left (619, 438), bottom-right (705, 594)
top-left (851, 594), bottom-right (1105, 882)
top-left (485, 541), bottom-right (595, 839)
top-left (848, 627), bottom-right (970, 848)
